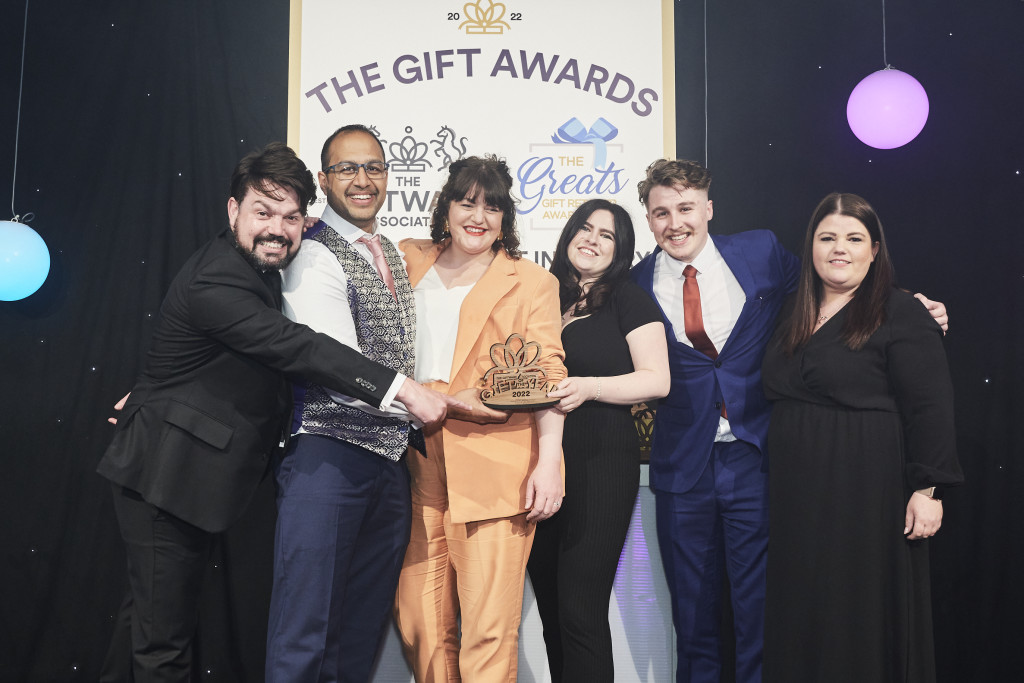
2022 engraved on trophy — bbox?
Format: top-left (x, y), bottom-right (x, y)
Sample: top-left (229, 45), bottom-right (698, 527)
top-left (480, 333), bottom-right (559, 410)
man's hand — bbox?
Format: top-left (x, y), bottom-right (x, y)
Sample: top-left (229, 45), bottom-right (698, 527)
top-left (108, 392), bottom-right (130, 425)
top-left (395, 378), bottom-right (469, 428)
top-left (303, 215), bottom-right (321, 234)
top-left (446, 388), bottom-right (512, 425)
top-left (914, 293), bottom-right (948, 333)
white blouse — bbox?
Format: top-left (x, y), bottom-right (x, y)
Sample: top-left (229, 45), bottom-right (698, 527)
top-left (413, 266), bottom-right (474, 383)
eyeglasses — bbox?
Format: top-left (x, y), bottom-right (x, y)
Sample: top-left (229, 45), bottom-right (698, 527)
top-left (324, 161), bottom-right (389, 179)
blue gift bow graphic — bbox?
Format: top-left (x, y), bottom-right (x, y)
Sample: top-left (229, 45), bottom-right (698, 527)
top-left (551, 118), bottom-right (619, 170)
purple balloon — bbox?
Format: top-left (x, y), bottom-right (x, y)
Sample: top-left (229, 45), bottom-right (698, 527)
top-left (846, 68), bottom-right (929, 149)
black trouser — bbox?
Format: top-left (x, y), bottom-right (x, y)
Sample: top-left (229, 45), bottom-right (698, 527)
top-left (105, 484), bottom-right (214, 683)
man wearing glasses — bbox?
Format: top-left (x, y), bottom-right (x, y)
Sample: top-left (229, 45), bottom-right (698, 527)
top-left (265, 125), bottom-right (417, 682)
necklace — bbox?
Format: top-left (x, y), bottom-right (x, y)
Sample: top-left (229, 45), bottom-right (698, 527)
top-left (817, 300), bottom-right (848, 324)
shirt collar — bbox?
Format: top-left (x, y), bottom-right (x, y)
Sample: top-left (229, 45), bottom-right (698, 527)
top-left (320, 204), bottom-right (378, 245)
top-left (658, 235), bottom-right (722, 278)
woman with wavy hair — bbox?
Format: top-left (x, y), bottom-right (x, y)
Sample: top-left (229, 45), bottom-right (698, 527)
top-left (394, 155), bottom-right (566, 682)
top-left (529, 198), bottom-right (670, 682)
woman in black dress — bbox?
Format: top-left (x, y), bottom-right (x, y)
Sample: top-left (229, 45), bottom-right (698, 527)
top-left (528, 199), bottom-right (670, 682)
top-left (761, 193), bottom-right (963, 683)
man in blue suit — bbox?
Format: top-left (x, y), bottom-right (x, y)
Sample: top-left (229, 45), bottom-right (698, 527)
top-left (630, 159), bottom-right (944, 682)
top-left (630, 159), bottom-right (796, 683)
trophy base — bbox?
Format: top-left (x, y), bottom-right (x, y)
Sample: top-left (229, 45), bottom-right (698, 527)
top-left (481, 397), bottom-right (561, 411)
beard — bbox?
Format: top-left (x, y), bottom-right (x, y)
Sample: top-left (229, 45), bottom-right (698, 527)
top-left (230, 226), bottom-right (297, 272)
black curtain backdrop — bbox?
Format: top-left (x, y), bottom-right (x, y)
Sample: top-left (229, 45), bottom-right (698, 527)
top-left (1, 1), bottom-right (1019, 681)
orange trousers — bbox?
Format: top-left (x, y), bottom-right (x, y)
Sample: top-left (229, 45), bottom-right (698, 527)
top-left (395, 438), bottom-right (534, 683)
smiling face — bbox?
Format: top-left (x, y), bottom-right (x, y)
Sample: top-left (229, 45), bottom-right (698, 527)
top-left (812, 213), bottom-right (880, 295)
top-left (226, 183), bottom-right (304, 271)
top-left (567, 208), bottom-right (617, 280)
top-left (318, 130), bottom-right (387, 232)
top-left (446, 188), bottom-right (504, 258)
top-left (645, 183), bottom-right (712, 263)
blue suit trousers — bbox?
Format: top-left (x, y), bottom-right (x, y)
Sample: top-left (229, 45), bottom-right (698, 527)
top-left (265, 433), bottom-right (411, 683)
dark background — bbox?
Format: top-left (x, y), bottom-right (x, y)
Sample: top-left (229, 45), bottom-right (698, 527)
top-left (1, 1), bottom-right (1020, 680)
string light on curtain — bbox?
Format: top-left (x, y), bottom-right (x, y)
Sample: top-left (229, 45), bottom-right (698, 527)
top-left (846, 0), bottom-right (929, 149)
top-left (1, 0), bottom-right (49, 302)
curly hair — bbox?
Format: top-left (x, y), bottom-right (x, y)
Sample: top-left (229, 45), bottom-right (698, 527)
top-left (429, 155), bottom-right (521, 258)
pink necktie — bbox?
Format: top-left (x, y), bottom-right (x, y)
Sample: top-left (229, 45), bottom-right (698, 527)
top-left (357, 234), bottom-right (397, 300)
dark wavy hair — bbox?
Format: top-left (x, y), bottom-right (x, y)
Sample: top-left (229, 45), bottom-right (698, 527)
top-left (230, 141), bottom-right (317, 213)
top-left (778, 192), bottom-right (895, 354)
top-left (549, 199), bottom-right (636, 315)
top-left (429, 156), bottom-right (521, 258)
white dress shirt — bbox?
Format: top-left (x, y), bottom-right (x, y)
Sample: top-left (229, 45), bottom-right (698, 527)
top-left (653, 237), bottom-right (746, 441)
top-left (412, 266), bottom-right (474, 384)
top-left (280, 204), bottom-right (407, 419)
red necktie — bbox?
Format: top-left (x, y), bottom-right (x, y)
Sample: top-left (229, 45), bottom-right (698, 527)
top-left (683, 265), bottom-right (726, 417)
top-left (357, 234), bottom-right (397, 301)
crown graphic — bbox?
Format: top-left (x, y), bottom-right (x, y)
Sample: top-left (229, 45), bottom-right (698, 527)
top-left (480, 333), bottom-right (558, 409)
top-left (459, 0), bottom-right (511, 35)
top-left (387, 126), bottom-right (432, 172)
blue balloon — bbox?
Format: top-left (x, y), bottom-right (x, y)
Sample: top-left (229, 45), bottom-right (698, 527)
top-left (0, 220), bottom-right (51, 301)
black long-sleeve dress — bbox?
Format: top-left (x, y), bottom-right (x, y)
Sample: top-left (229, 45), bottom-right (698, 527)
top-left (761, 289), bottom-right (963, 683)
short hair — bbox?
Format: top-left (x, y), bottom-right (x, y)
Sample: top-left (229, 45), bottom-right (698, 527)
top-left (549, 199), bottom-right (636, 315)
top-left (230, 141), bottom-right (317, 213)
top-left (320, 124), bottom-right (386, 171)
top-left (637, 158), bottom-right (712, 206)
top-left (429, 156), bottom-right (521, 258)
top-left (778, 192), bottom-right (896, 354)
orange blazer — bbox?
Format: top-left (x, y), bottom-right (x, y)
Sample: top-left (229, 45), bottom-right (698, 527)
top-left (401, 239), bottom-right (566, 524)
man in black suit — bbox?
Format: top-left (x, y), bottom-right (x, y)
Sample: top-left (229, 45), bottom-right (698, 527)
top-left (97, 142), bottom-right (458, 681)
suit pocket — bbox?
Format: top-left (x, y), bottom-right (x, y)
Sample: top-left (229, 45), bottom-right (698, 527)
top-left (163, 400), bottom-right (234, 450)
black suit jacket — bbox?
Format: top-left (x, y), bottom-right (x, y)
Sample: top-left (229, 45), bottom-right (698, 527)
top-left (97, 230), bottom-right (397, 532)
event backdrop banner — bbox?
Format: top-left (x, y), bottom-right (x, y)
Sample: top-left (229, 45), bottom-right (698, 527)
top-left (289, 0), bottom-right (675, 265)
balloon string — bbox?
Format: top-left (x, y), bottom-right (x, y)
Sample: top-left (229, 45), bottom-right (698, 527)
top-left (11, 0), bottom-right (30, 222)
top-left (881, 0), bottom-right (890, 69)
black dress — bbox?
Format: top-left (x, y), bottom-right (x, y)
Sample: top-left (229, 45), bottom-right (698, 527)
top-left (761, 289), bottom-right (963, 683)
top-left (527, 281), bottom-right (663, 683)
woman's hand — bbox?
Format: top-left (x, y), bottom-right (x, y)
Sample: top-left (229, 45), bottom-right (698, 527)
top-left (525, 457), bottom-right (564, 522)
top-left (904, 492), bottom-right (943, 539)
top-left (548, 376), bottom-right (598, 414)
top-left (446, 388), bottom-right (512, 425)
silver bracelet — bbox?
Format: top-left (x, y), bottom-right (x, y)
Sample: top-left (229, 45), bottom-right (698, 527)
top-left (594, 377), bottom-right (602, 401)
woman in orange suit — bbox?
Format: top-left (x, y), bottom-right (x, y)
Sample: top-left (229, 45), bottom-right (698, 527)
top-left (394, 155), bottom-right (566, 683)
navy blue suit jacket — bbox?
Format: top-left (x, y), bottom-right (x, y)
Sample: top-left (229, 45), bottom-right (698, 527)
top-left (631, 230), bottom-right (799, 494)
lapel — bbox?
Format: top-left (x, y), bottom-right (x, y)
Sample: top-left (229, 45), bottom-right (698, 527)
top-left (451, 251), bottom-right (518, 381)
top-left (403, 241), bottom-right (519, 382)
top-left (714, 234), bottom-right (757, 356)
top-left (637, 246), bottom-right (701, 358)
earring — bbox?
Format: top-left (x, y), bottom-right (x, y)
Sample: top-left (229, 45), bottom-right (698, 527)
top-left (441, 219), bottom-right (450, 239)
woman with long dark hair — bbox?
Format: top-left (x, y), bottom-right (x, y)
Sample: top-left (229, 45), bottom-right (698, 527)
top-left (761, 193), bottom-right (963, 682)
top-left (528, 198), bottom-right (670, 682)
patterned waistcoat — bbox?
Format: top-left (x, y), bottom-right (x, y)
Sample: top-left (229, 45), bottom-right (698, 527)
top-left (293, 223), bottom-right (416, 461)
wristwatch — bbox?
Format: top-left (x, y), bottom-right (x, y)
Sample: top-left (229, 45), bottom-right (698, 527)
top-left (916, 486), bottom-right (943, 500)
